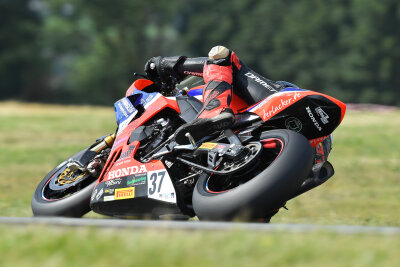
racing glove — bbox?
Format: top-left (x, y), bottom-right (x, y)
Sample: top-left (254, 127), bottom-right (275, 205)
top-left (144, 56), bottom-right (187, 83)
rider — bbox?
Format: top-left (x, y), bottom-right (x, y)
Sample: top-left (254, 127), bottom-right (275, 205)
top-left (145, 45), bottom-right (283, 144)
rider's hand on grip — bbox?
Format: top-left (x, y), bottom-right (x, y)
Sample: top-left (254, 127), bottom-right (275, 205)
top-left (144, 56), bottom-right (163, 82)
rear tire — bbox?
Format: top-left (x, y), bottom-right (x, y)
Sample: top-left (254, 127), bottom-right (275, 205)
top-left (192, 129), bottom-right (313, 221)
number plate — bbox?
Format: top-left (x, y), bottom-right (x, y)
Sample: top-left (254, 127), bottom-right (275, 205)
top-left (147, 170), bottom-right (176, 203)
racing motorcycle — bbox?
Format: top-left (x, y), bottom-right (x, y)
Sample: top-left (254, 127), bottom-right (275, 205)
top-left (31, 66), bottom-right (346, 222)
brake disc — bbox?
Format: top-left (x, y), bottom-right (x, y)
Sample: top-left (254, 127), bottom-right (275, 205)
top-left (219, 142), bottom-right (263, 173)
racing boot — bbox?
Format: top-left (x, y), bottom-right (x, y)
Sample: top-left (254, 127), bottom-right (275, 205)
top-left (175, 46), bottom-right (239, 145)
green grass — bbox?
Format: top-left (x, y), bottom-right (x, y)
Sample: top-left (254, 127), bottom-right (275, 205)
top-left (0, 102), bottom-right (115, 217)
top-left (273, 109), bottom-right (400, 226)
top-left (1, 101), bottom-right (400, 266)
top-left (1, 225), bottom-right (400, 267)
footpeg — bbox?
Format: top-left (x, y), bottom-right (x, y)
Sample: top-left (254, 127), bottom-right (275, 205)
top-left (185, 132), bottom-right (197, 147)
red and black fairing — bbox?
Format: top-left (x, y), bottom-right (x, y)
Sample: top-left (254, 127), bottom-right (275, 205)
top-left (90, 79), bottom-right (191, 217)
top-left (188, 84), bottom-right (346, 148)
top-left (246, 88), bottom-right (346, 147)
top-left (188, 79), bottom-right (345, 148)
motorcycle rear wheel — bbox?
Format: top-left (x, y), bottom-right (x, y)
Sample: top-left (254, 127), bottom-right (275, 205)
top-left (31, 148), bottom-right (97, 217)
top-left (192, 129), bottom-right (313, 221)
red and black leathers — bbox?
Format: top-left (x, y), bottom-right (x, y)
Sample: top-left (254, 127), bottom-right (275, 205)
top-left (145, 47), bottom-right (283, 144)
top-left (174, 51), bottom-right (239, 144)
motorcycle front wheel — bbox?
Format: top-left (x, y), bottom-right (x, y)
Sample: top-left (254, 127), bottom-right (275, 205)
top-left (31, 148), bottom-right (97, 217)
top-left (192, 129), bottom-right (313, 221)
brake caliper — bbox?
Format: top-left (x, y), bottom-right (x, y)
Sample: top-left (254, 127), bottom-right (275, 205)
top-left (57, 168), bottom-right (86, 185)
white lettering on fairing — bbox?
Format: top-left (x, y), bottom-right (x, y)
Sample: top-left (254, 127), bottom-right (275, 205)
top-left (306, 106), bottom-right (322, 131)
top-left (108, 165), bottom-right (148, 179)
top-left (262, 92), bottom-right (301, 120)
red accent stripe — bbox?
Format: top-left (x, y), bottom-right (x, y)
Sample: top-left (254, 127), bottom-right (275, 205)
top-left (98, 149), bottom-right (122, 182)
top-left (262, 140), bottom-right (277, 149)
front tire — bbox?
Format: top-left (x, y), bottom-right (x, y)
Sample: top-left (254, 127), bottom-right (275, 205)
top-left (192, 130), bottom-right (313, 221)
top-left (31, 149), bottom-right (97, 217)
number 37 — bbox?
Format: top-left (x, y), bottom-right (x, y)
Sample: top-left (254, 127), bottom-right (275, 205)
top-left (148, 171), bottom-right (165, 195)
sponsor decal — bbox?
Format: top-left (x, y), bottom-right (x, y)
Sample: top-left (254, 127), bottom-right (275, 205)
top-left (249, 97), bottom-right (270, 112)
top-left (285, 117), bottom-right (302, 132)
top-left (95, 188), bottom-right (103, 200)
top-left (164, 160), bottom-right (173, 168)
top-left (306, 106), bottom-right (322, 131)
top-left (120, 145), bottom-right (135, 160)
top-left (183, 71), bottom-right (203, 77)
top-left (104, 195), bottom-right (115, 202)
top-left (115, 92), bottom-right (159, 135)
top-left (199, 142), bottom-right (218, 150)
top-left (121, 98), bottom-right (135, 113)
top-left (117, 102), bottom-right (128, 117)
top-left (216, 144), bottom-right (227, 153)
top-left (216, 144), bottom-right (226, 150)
top-left (108, 165), bottom-right (147, 179)
top-left (245, 72), bottom-right (277, 92)
top-left (141, 93), bottom-right (156, 106)
top-left (105, 178), bottom-right (122, 187)
top-left (127, 175), bottom-right (147, 186)
top-left (159, 192), bottom-right (175, 200)
top-left (91, 189), bottom-right (98, 201)
top-left (262, 92), bottom-right (302, 120)
top-left (315, 143), bottom-right (325, 163)
top-left (315, 107), bottom-right (329, 124)
top-left (104, 188), bottom-right (114, 194)
top-left (117, 113), bottom-right (136, 135)
top-left (115, 187), bottom-right (135, 200)
top-left (309, 135), bottom-right (329, 146)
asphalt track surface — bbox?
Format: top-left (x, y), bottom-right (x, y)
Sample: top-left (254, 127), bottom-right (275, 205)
top-left (1, 217), bottom-right (400, 235)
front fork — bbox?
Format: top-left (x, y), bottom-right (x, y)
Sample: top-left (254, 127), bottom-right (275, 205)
top-left (66, 133), bottom-right (116, 175)
top-left (85, 133), bottom-right (116, 176)
top-left (90, 133), bottom-right (116, 153)
top-left (56, 133), bottom-right (117, 186)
